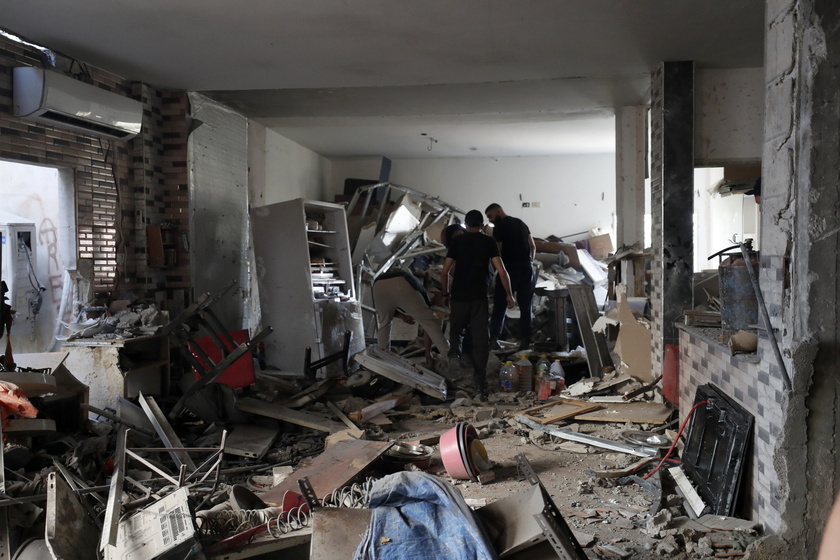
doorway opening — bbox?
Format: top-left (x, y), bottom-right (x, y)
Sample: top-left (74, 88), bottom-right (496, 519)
top-left (0, 160), bottom-right (76, 353)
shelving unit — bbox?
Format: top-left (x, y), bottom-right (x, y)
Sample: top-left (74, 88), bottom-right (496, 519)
top-left (251, 199), bottom-right (364, 373)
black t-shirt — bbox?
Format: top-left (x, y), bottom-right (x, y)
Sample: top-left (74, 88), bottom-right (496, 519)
top-left (446, 232), bottom-right (500, 301)
top-left (492, 216), bottom-right (531, 264)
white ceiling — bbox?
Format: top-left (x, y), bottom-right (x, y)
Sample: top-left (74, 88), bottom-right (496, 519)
top-left (2, 1), bottom-right (764, 159)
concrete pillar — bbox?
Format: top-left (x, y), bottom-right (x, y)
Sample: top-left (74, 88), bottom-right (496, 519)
top-left (615, 106), bottom-right (647, 249)
top-left (747, 0), bottom-right (840, 555)
top-left (649, 62), bottom-right (694, 378)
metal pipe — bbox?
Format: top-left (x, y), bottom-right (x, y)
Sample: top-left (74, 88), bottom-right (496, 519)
top-left (739, 243), bottom-right (793, 392)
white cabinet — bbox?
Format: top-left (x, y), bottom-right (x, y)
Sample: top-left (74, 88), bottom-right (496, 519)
top-left (251, 199), bottom-right (364, 373)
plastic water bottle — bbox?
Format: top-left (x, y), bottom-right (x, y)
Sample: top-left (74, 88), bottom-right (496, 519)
top-left (535, 355), bottom-right (551, 392)
top-left (499, 361), bottom-right (518, 392)
top-left (550, 359), bottom-right (566, 393)
top-left (516, 354), bottom-right (533, 393)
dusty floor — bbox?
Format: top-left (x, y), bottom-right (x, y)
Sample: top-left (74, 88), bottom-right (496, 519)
top-left (387, 397), bottom-right (668, 559)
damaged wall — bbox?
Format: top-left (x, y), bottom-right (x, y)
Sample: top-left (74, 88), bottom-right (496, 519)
top-left (189, 93), bottom-right (250, 329)
top-left (672, 1), bottom-right (840, 554)
top-left (0, 34), bottom-right (190, 305)
top-left (694, 68), bottom-right (765, 167)
top-left (329, 154), bottom-right (616, 239)
top-left (751, 0), bottom-right (840, 555)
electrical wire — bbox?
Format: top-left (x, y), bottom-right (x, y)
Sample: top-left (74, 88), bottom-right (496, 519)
top-left (643, 399), bottom-right (711, 480)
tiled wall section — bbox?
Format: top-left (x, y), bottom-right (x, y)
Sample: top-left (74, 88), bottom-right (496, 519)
top-left (649, 66), bottom-right (665, 379)
top-left (679, 328), bottom-right (785, 531)
top-left (0, 35), bottom-right (190, 303)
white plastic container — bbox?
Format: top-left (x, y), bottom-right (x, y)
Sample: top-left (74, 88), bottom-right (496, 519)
top-left (550, 359), bottom-right (566, 392)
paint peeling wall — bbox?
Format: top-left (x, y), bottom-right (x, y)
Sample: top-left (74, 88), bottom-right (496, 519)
top-left (694, 68), bottom-right (765, 166)
top-left (189, 93), bottom-right (250, 329)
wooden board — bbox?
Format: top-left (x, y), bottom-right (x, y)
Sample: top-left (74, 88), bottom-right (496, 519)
top-left (259, 439), bottom-right (392, 506)
top-left (236, 397), bottom-right (341, 432)
top-left (521, 399), bottom-right (602, 425)
top-left (574, 402), bottom-right (674, 425)
top-left (567, 285), bottom-right (614, 377)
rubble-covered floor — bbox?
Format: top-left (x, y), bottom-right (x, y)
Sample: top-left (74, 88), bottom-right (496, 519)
top-left (375, 393), bottom-right (760, 560)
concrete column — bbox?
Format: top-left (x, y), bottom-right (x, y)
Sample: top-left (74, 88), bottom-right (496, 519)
top-left (615, 106), bottom-right (647, 249)
top-left (649, 62), bottom-right (694, 378)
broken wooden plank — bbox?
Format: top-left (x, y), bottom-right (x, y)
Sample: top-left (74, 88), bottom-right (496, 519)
top-left (567, 284), bottom-right (614, 377)
top-left (574, 402), bottom-right (673, 425)
top-left (258, 439), bottom-right (392, 506)
top-left (520, 398), bottom-right (602, 425)
top-left (669, 466), bottom-right (707, 517)
top-left (236, 396), bottom-right (341, 432)
top-left (326, 401), bottom-right (359, 431)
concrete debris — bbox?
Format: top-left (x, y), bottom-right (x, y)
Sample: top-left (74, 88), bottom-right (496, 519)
top-left (0, 272), bottom-right (765, 560)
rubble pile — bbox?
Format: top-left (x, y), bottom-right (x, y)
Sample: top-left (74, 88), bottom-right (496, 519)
top-left (0, 332), bottom-right (761, 558)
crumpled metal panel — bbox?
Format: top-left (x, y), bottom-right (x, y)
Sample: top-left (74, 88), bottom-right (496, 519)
top-left (188, 92), bottom-right (250, 330)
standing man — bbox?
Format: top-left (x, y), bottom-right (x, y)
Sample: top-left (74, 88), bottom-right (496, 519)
top-left (440, 210), bottom-right (515, 399)
top-left (485, 203), bottom-right (536, 351)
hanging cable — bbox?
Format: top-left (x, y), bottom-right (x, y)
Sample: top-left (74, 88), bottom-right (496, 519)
top-left (643, 399), bottom-right (711, 480)
top-left (19, 239), bottom-right (46, 341)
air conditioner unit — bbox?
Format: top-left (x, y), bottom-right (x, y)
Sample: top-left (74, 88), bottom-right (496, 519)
top-left (13, 66), bottom-right (143, 140)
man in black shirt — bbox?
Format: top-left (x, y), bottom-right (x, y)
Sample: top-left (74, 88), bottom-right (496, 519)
top-left (440, 210), bottom-right (514, 399)
top-left (485, 203), bottom-right (536, 351)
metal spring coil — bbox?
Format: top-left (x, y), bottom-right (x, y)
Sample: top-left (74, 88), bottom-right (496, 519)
top-left (321, 477), bottom-right (376, 509)
top-left (203, 477), bottom-right (377, 540)
top-left (266, 504), bottom-right (311, 537)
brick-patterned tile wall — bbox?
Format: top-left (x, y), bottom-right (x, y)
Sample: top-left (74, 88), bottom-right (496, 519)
top-left (678, 328), bottom-right (785, 529)
top-left (0, 35), bottom-right (189, 304)
top-left (649, 66), bottom-right (665, 379)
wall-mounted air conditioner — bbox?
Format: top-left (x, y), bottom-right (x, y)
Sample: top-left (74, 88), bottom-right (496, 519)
top-left (13, 66), bottom-right (143, 140)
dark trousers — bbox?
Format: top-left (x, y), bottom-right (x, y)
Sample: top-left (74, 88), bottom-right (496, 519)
top-left (448, 299), bottom-right (489, 390)
top-left (489, 261), bottom-right (534, 345)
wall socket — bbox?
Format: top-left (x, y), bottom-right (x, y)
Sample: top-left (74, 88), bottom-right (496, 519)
top-left (521, 202), bottom-right (530, 208)
top-left (531, 201), bottom-right (541, 208)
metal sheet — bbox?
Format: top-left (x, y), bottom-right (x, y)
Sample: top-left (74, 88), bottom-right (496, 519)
top-left (46, 472), bottom-right (99, 560)
top-left (138, 393), bottom-right (197, 471)
top-left (225, 424), bottom-right (278, 459)
top-left (475, 485), bottom-right (547, 557)
top-left (259, 439), bottom-right (392, 506)
top-left (310, 508), bottom-right (372, 560)
top-left (353, 346), bottom-right (447, 400)
top-left (516, 415), bottom-right (657, 458)
top-left (189, 92), bottom-right (250, 330)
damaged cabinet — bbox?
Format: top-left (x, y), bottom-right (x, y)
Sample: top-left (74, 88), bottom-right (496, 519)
top-left (62, 335), bottom-right (169, 411)
top-left (251, 198), bottom-right (364, 373)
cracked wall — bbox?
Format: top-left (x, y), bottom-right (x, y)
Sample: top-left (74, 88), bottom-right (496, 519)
top-left (744, 0), bottom-right (840, 556)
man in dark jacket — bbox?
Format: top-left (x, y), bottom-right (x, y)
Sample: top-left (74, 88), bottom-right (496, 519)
top-left (440, 210), bottom-right (514, 399)
top-left (485, 203), bottom-right (536, 351)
